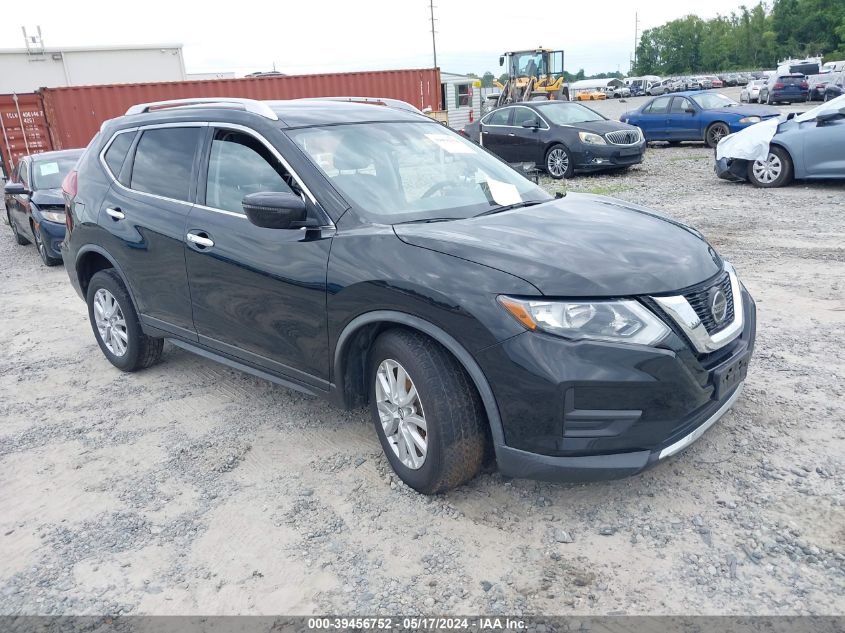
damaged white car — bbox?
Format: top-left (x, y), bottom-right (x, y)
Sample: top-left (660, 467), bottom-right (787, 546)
top-left (714, 94), bottom-right (845, 187)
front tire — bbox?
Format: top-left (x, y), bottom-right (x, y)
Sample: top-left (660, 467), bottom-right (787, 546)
top-left (747, 146), bottom-right (793, 188)
top-left (545, 144), bottom-right (574, 179)
top-left (32, 223), bottom-right (61, 266)
top-left (8, 211), bottom-right (29, 245)
top-left (86, 269), bottom-right (163, 371)
top-left (369, 329), bottom-right (487, 494)
top-left (705, 122), bottom-right (730, 148)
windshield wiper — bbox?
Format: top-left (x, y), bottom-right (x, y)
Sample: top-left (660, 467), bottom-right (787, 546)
top-left (394, 217), bottom-right (464, 225)
top-left (473, 200), bottom-right (545, 218)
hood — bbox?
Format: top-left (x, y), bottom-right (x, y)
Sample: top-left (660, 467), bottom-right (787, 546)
top-left (30, 188), bottom-right (64, 206)
top-left (572, 120), bottom-right (639, 134)
top-left (707, 104), bottom-right (780, 117)
top-left (393, 194), bottom-right (721, 297)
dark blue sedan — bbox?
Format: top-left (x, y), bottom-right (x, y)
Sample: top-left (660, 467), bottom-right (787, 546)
top-left (621, 91), bottom-right (780, 147)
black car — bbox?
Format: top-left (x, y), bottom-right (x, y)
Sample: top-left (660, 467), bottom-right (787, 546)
top-left (62, 97), bottom-right (755, 494)
top-left (4, 149), bottom-right (84, 265)
top-left (461, 101), bottom-right (646, 178)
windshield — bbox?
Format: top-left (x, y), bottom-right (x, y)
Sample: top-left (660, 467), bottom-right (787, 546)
top-left (288, 121), bottom-right (550, 223)
top-left (691, 93), bottom-right (737, 109)
top-left (32, 156), bottom-right (78, 190)
top-left (511, 52), bottom-right (547, 77)
top-left (534, 102), bottom-right (605, 125)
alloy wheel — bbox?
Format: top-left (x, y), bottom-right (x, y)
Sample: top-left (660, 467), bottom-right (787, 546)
top-left (546, 148), bottom-right (569, 178)
top-left (374, 358), bottom-right (427, 470)
top-left (33, 226), bottom-right (46, 259)
top-left (708, 125), bottom-right (728, 146)
top-left (751, 153), bottom-right (782, 184)
top-left (93, 288), bottom-right (129, 357)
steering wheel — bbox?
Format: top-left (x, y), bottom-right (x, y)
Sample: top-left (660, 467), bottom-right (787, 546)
top-left (421, 180), bottom-right (461, 199)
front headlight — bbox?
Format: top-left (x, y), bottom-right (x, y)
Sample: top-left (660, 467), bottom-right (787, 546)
top-left (738, 116), bottom-right (761, 124)
top-left (498, 296), bottom-right (670, 346)
top-left (41, 211), bottom-right (66, 223)
top-left (578, 131), bottom-right (607, 145)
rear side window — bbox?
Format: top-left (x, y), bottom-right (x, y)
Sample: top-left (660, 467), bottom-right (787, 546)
top-left (484, 108), bottom-right (511, 126)
top-left (104, 132), bottom-right (135, 179)
top-left (645, 96), bottom-right (671, 114)
top-left (130, 127), bottom-right (201, 202)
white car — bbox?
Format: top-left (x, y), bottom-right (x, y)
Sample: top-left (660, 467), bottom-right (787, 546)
top-left (740, 80), bottom-right (766, 102)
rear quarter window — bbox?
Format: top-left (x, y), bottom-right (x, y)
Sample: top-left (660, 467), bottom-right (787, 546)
top-left (103, 132), bottom-right (136, 180)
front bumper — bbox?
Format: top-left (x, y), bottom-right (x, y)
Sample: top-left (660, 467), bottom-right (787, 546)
top-left (35, 219), bottom-right (66, 259)
top-left (478, 286), bottom-right (756, 482)
top-left (572, 141), bottom-right (646, 171)
top-left (715, 156), bottom-right (749, 182)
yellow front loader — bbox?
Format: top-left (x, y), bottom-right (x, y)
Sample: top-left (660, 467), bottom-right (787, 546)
top-left (493, 48), bottom-right (569, 107)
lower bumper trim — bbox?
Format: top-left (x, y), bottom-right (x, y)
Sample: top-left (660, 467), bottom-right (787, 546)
top-left (658, 382), bottom-right (744, 459)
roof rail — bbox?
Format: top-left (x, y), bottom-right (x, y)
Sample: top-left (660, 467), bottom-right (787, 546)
top-left (295, 96), bottom-right (424, 115)
top-left (125, 98), bottom-right (279, 121)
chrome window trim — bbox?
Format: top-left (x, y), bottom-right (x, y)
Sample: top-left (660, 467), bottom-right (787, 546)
top-left (651, 262), bottom-right (744, 354)
top-left (480, 105), bottom-right (550, 130)
top-left (98, 121), bottom-right (324, 219)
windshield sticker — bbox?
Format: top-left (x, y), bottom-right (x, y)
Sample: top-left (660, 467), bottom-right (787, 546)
top-left (425, 133), bottom-right (473, 154)
top-left (480, 178), bottom-right (522, 206)
top-left (39, 162), bottom-right (60, 176)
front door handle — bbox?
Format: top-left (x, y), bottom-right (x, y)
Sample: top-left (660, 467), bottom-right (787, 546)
top-left (105, 207), bottom-right (125, 220)
top-left (508, 133), bottom-right (516, 136)
top-left (186, 232), bottom-right (214, 248)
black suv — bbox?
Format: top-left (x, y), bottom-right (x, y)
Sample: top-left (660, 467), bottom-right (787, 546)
top-left (62, 97), bottom-right (756, 494)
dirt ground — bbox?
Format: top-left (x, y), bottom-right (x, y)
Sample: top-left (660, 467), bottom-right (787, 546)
top-left (1, 114), bottom-right (843, 616)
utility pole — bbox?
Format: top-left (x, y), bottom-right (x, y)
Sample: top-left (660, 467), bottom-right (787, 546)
top-left (429, 0), bottom-right (438, 69)
top-left (632, 12), bottom-right (640, 73)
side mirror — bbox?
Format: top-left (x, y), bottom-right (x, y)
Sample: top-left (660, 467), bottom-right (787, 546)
top-left (242, 192), bottom-right (307, 229)
top-left (4, 182), bottom-right (29, 196)
top-left (521, 119), bottom-right (540, 129)
top-left (499, 56), bottom-right (504, 67)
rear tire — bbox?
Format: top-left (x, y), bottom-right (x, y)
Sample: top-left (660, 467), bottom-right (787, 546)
top-left (747, 146), bottom-right (793, 188)
top-left (368, 329), bottom-right (487, 494)
top-left (86, 269), bottom-right (163, 372)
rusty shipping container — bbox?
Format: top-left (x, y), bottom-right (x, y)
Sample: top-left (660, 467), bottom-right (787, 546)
top-left (0, 93), bottom-right (53, 178)
top-left (41, 68), bottom-right (441, 150)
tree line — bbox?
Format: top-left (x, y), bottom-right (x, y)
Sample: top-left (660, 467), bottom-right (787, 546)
top-left (633, 0), bottom-right (845, 75)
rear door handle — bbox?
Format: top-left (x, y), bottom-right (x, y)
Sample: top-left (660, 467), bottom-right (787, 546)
top-left (186, 232), bottom-right (214, 248)
top-left (508, 133), bottom-right (516, 136)
top-left (105, 207), bottom-right (125, 220)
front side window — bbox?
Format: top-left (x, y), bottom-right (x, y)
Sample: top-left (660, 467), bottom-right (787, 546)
top-left (455, 84), bottom-right (471, 108)
top-left (32, 156), bottom-right (78, 190)
top-left (288, 121), bottom-right (550, 224)
top-left (670, 97), bottom-right (693, 114)
top-left (511, 107), bottom-right (542, 127)
top-left (205, 129), bottom-right (295, 213)
top-left (18, 160), bottom-right (30, 188)
top-left (130, 127), bottom-right (201, 202)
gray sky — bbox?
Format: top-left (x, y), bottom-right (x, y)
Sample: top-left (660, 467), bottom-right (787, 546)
top-left (3, 0), bottom-right (751, 76)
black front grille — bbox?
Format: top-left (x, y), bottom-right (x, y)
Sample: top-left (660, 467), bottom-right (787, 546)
top-left (684, 272), bottom-right (734, 334)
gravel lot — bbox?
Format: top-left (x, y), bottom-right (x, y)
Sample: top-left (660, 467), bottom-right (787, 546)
top-left (1, 98), bottom-right (843, 616)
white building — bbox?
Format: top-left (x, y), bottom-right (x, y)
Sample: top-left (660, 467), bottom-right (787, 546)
top-left (439, 72), bottom-right (482, 131)
top-left (0, 44), bottom-right (187, 93)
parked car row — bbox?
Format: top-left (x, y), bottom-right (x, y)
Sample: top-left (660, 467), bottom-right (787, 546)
top-left (4, 149), bottom-right (84, 266)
